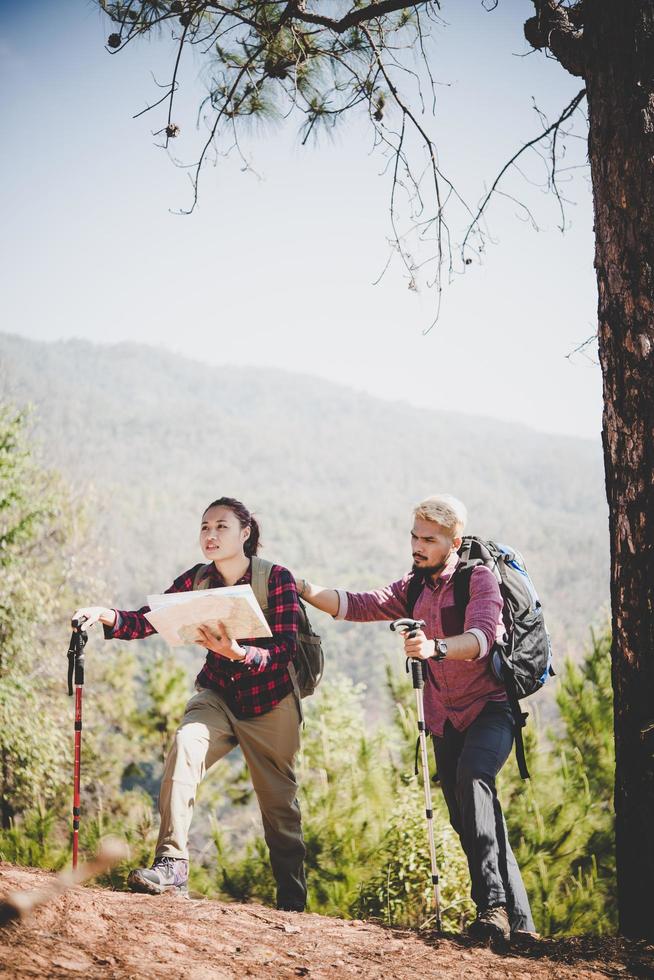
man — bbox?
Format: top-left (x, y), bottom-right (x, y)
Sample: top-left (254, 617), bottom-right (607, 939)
top-left (297, 494), bottom-right (535, 941)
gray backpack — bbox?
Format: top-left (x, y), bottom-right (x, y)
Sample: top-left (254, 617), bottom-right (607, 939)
top-left (193, 556), bottom-right (324, 698)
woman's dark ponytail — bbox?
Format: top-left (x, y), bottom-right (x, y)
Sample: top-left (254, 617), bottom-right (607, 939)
top-left (245, 515), bottom-right (260, 557)
top-left (202, 497), bottom-right (261, 556)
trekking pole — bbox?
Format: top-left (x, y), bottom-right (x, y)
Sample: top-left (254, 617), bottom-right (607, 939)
top-left (391, 618), bottom-right (442, 931)
top-left (67, 617), bottom-right (88, 870)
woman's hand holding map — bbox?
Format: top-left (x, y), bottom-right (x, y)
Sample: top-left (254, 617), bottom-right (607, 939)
top-left (194, 620), bottom-right (246, 661)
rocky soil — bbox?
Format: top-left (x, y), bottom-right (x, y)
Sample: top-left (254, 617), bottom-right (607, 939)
top-left (1, 863), bottom-right (652, 979)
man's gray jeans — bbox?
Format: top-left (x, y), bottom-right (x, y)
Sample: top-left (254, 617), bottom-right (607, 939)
top-left (433, 699), bottom-right (535, 933)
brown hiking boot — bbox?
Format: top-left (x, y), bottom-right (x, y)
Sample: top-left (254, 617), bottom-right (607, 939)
top-left (468, 904), bottom-right (511, 942)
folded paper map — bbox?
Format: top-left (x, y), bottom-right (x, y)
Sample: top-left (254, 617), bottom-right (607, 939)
top-left (144, 585), bottom-right (272, 647)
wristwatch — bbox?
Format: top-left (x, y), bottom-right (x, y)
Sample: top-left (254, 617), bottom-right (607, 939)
top-left (433, 639), bottom-right (448, 661)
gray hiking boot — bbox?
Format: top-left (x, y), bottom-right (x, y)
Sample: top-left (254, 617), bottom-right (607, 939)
top-left (127, 856), bottom-right (189, 897)
top-left (468, 904), bottom-right (511, 942)
top-left (511, 928), bottom-right (541, 945)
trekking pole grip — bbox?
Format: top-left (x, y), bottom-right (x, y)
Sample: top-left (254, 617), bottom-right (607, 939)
top-left (410, 658), bottom-right (426, 689)
top-left (390, 619), bottom-right (427, 689)
top-left (74, 647), bottom-right (85, 687)
top-left (67, 620), bottom-right (88, 692)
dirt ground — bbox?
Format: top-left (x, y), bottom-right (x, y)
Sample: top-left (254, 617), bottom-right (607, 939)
top-left (0, 863), bottom-right (652, 979)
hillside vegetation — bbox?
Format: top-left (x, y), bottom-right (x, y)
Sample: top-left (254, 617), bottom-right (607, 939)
top-left (0, 345), bottom-right (616, 938)
top-left (0, 333), bottom-right (608, 699)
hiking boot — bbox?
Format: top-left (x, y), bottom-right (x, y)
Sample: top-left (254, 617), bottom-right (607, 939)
top-left (511, 928), bottom-right (541, 946)
top-left (468, 904), bottom-right (511, 942)
top-left (127, 856), bottom-right (189, 897)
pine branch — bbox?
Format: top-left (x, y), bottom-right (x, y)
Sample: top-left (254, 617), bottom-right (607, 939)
top-left (287, 1), bottom-right (434, 35)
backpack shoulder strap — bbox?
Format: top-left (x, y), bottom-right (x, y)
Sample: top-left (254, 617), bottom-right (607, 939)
top-left (454, 557), bottom-right (531, 779)
top-left (192, 563), bottom-right (213, 590)
top-left (251, 557), bottom-right (304, 701)
top-left (251, 555), bottom-right (274, 613)
top-left (452, 563), bottom-right (475, 616)
top-left (406, 572), bottom-right (424, 617)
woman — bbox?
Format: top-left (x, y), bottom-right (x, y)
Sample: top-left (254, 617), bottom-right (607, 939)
top-left (73, 496), bottom-right (306, 910)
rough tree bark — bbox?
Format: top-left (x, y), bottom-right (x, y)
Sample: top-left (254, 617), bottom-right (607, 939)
top-left (527, 0), bottom-right (654, 941)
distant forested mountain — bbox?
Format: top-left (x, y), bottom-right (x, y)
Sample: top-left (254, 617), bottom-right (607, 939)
top-left (0, 333), bottom-right (608, 704)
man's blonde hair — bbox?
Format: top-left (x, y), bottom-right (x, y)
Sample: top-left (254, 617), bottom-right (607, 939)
top-left (413, 494), bottom-right (467, 536)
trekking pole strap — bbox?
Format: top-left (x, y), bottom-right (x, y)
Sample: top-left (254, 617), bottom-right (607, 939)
top-left (414, 722), bottom-right (433, 777)
top-left (67, 644), bottom-right (75, 696)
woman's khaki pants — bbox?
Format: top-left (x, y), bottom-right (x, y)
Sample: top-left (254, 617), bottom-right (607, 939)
top-left (156, 688), bottom-right (307, 910)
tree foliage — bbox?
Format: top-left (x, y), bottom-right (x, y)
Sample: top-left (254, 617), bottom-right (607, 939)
top-left (500, 629), bottom-right (615, 935)
top-left (98, 0), bottom-right (584, 312)
top-left (0, 408), bottom-right (76, 829)
top-left (0, 406), bottom-right (177, 872)
top-left (97, 1), bottom-right (435, 182)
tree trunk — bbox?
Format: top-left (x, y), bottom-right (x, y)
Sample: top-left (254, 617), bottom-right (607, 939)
top-left (0, 749), bottom-right (15, 831)
top-left (585, 1), bottom-right (654, 941)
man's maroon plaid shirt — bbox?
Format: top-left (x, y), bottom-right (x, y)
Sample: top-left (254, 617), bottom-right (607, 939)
top-left (104, 561), bottom-right (299, 719)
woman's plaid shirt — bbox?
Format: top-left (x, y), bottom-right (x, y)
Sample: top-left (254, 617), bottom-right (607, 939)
top-left (104, 561), bottom-right (299, 719)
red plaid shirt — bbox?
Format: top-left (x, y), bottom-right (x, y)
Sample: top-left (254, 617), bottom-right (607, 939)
top-left (104, 561), bottom-right (299, 719)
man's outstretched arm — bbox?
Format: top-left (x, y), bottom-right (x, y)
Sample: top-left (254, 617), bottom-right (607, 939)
top-left (296, 576), bottom-right (408, 622)
top-left (296, 579), bottom-right (340, 617)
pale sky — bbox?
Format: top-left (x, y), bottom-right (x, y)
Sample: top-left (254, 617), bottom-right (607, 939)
top-left (1, 0), bottom-right (601, 439)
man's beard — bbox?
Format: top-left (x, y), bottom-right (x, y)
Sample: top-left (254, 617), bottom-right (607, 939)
top-left (412, 558), bottom-right (448, 577)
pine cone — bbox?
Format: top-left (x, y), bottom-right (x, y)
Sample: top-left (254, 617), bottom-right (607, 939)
top-left (107, 33), bottom-right (121, 48)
